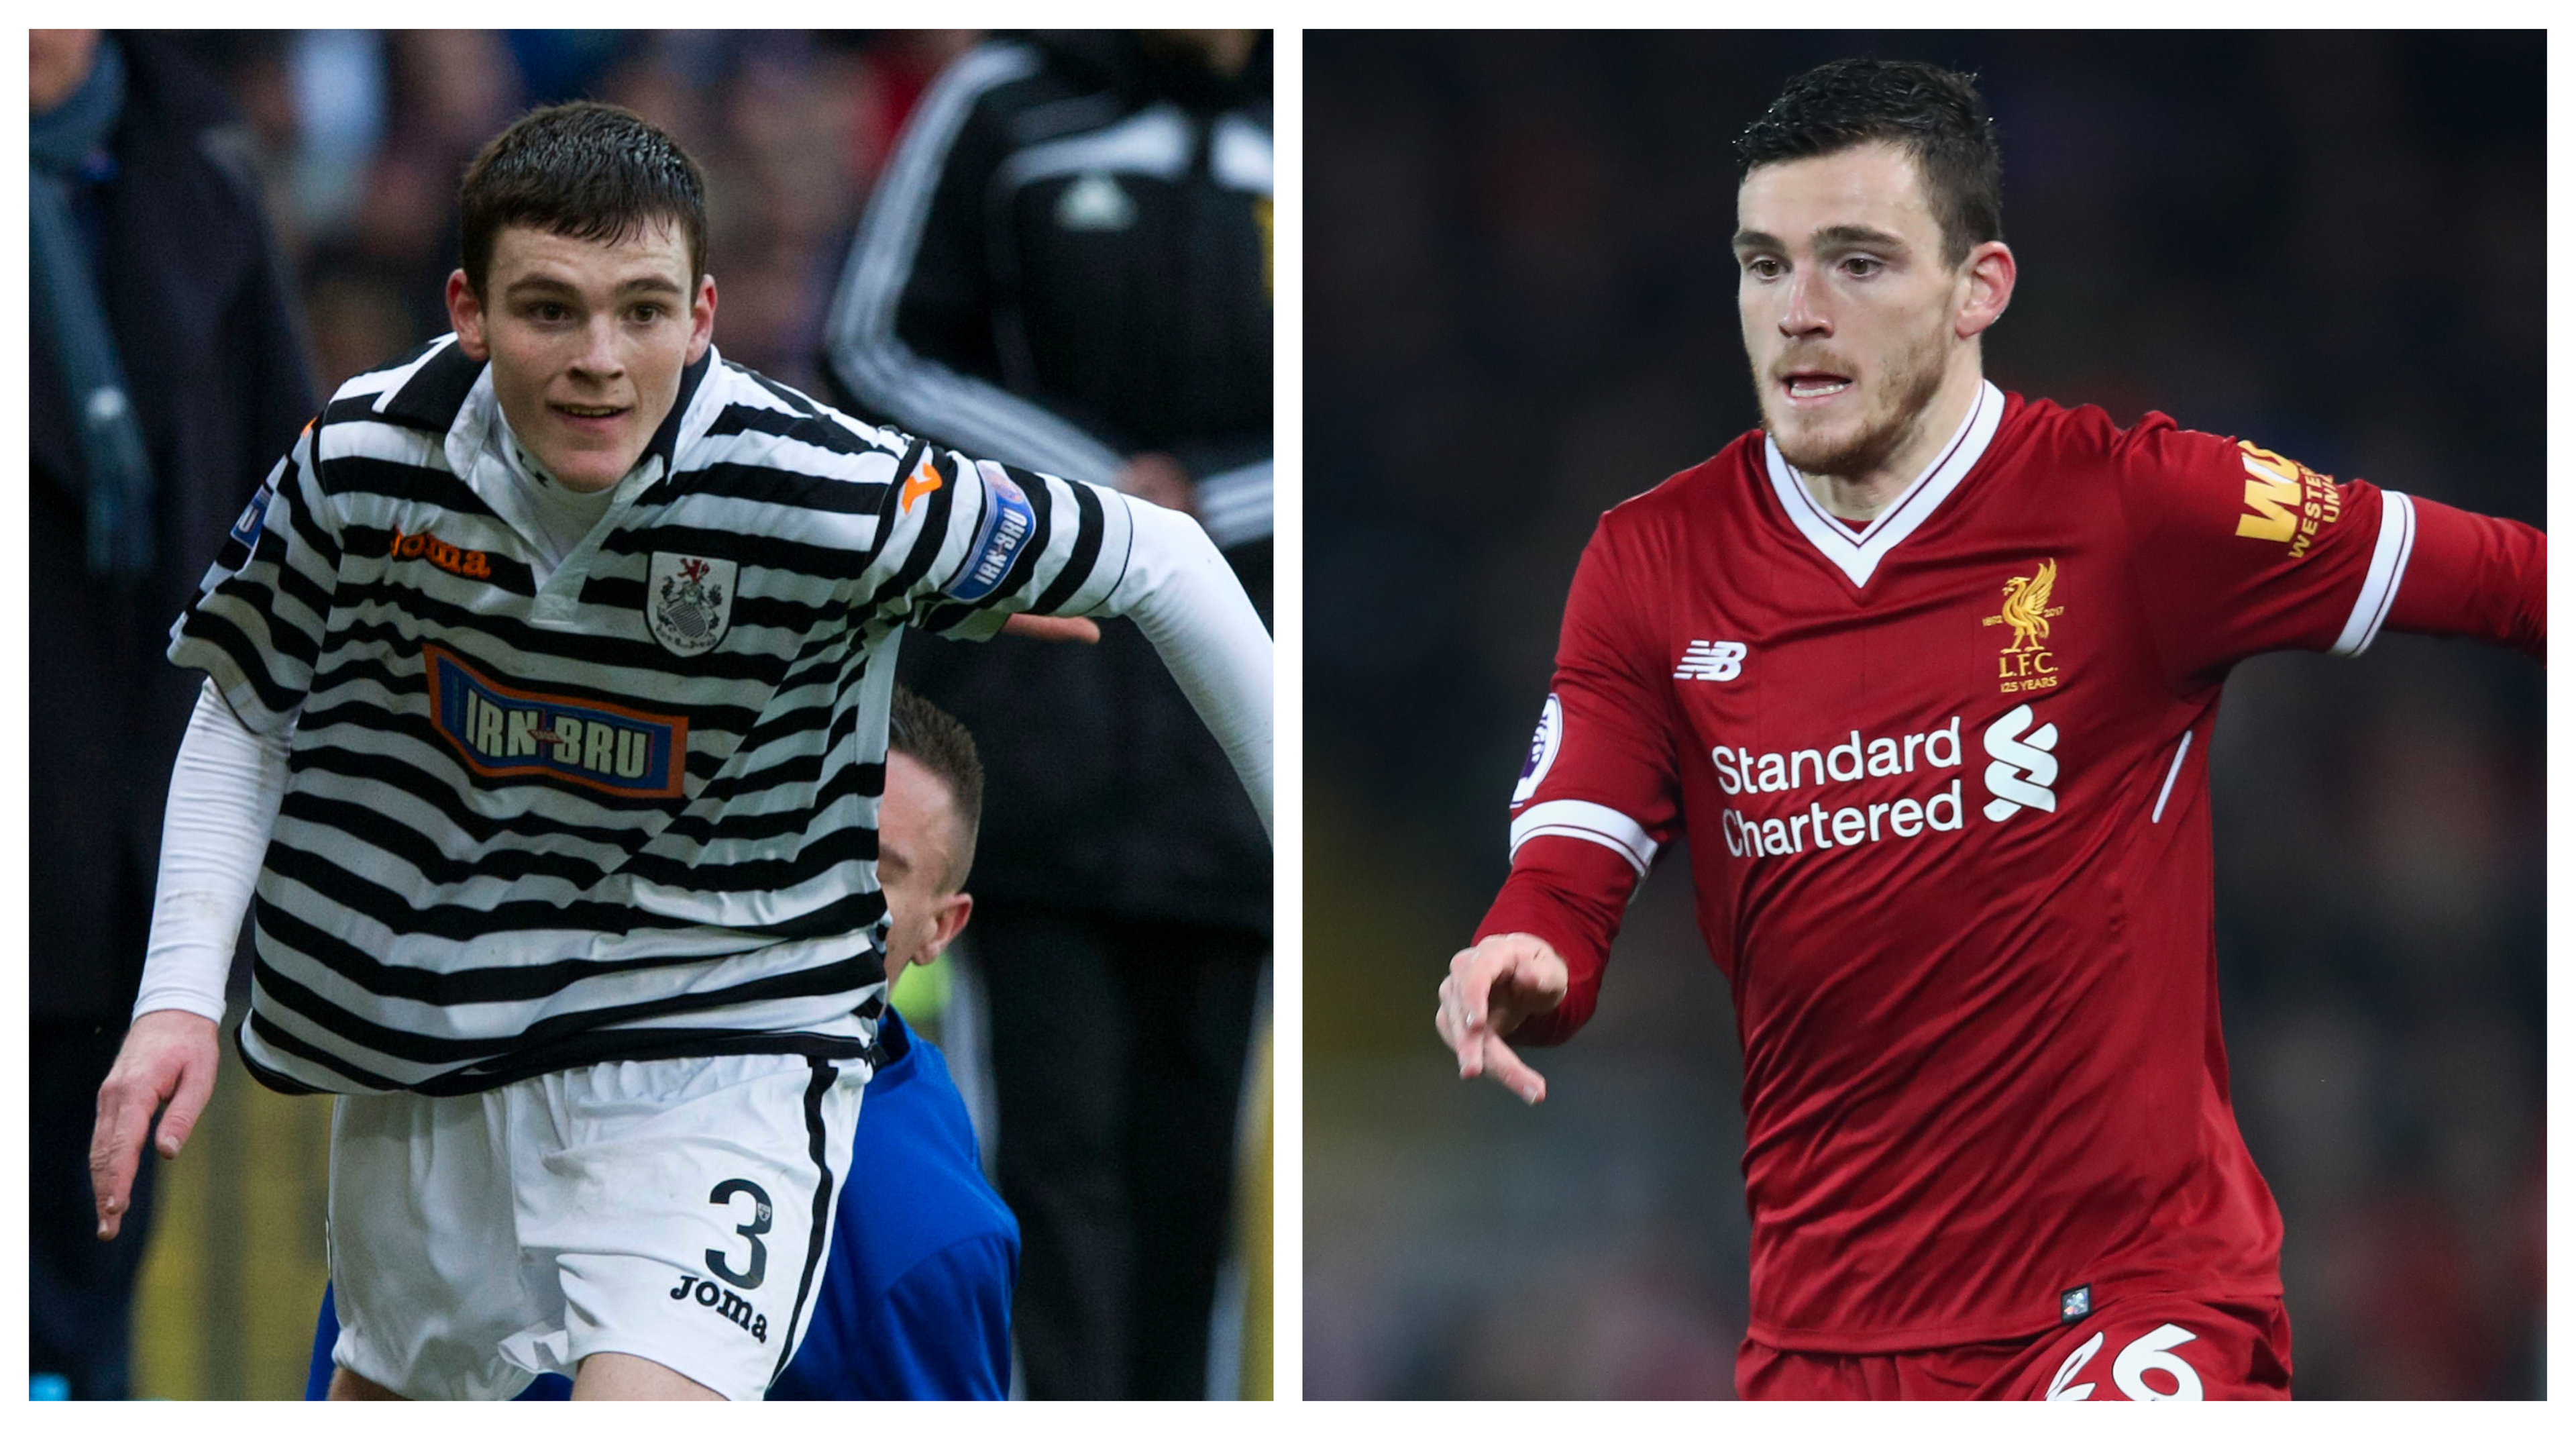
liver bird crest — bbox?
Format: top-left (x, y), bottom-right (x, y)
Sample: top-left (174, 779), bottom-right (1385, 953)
top-left (1982, 559), bottom-right (2064, 652)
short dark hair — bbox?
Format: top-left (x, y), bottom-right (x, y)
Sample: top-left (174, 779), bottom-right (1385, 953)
top-left (458, 101), bottom-right (708, 295)
top-left (888, 684), bottom-right (983, 889)
top-left (1736, 59), bottom-right (2002, 268)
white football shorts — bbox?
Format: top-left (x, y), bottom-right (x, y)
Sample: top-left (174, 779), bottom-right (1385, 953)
top-left (324, 1052), bottom-right (865, 1400)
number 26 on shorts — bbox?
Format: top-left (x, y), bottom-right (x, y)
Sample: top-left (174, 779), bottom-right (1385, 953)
top-left (2045, 1323), bottom-right (2205, 1400)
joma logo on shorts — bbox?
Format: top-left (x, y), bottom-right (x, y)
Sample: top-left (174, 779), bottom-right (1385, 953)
top-left (667, 1274), bottom-right (769, 1343)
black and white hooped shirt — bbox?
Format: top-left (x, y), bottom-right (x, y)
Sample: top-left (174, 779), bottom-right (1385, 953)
top-left (170, 336), bottom-right (1149, 1095)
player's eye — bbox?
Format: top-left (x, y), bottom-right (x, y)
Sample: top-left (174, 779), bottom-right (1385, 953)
top-left (1841, 255), bottom-right (1885, 278)
top-left (1743, 256), bottom-right (1784, 280)
top-left (630, 303), bottom-right (666, 323)
top-left (526, 301), bottom-right (571, 323)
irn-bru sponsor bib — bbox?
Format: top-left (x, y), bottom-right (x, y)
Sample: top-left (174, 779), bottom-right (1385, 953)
top-left (423, 646), bottom-right (688, 798)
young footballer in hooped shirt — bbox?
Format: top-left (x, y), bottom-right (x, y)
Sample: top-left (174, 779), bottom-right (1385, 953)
top-left (1435, 60), bottom-right (2539, 1400)
top-left (90, 101), bottom-right (1269, 1402)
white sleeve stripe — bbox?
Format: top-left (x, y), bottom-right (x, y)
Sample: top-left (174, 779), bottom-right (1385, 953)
top-left (1513, 824), bottom-right (1650, 877)
top-left (2330, 490), bottom-right (2416, 657)
top-left (1510, 799), bottom-right (1654, 875)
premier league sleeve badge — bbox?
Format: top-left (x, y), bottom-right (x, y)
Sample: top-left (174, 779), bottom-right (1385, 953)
top-left (647, 550), bottom-right (737, 656)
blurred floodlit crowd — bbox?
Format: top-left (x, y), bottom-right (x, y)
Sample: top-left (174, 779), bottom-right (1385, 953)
top-left (1305, 31), bottom-right (2542, 1400)
top-left (168, 29), bottom-right (977, 397)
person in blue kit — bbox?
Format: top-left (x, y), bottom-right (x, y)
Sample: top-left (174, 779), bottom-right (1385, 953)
top-left (306, 685), bottom-right (1018, 1399)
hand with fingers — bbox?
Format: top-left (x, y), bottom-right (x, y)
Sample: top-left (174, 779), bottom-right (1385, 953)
top-left (89, 1009), bottom-right (221, 1241)
top-left (1435, 932), bottom-right (1569, 1105)
top-left (1000, 613), bottom-right (1102, 644)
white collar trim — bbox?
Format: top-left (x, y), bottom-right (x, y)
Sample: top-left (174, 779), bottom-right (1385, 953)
top-left (1764, 378), bottom-right (2004, 588)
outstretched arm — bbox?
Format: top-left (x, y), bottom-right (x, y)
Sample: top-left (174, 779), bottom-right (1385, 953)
top-left (91, 681), bottom-right (288, 1239)
top-left (1106, 498), bottom-right (1273, 837)
top-left (1446, 515), bottom-right (1683, 1100)
top-left (2114, 427), bottom-right (2542, 680)
top-left (868, 443), bottom-right (1270, 834)
top-left (2383, 495), bottom-right (2544, 660)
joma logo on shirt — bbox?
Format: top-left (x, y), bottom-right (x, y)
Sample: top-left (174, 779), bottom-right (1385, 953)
top-left (388, 524), bottom-right (494, 580)
top-left (2234, 442), bottom-right (2341, 559)
top-left (423, 646), bottom-right (688, 798)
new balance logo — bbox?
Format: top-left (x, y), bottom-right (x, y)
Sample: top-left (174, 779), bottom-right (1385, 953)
top-left (1982, 702), bottom-right (2060, 821)
top-left (1676, 640), bottom-right (1748, 682)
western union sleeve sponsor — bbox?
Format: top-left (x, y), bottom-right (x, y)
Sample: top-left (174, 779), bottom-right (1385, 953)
top-left (2233, 441), bottom-right (2341, 556)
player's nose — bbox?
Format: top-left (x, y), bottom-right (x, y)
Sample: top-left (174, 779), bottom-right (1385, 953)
top-left (570, 314), bottom-right (625, 377)
top-left (1778, 268), bottom-right (1833, 336)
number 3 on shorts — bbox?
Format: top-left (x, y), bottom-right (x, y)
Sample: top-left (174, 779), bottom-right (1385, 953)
top-left (705, 1178), bottom-right (773, 1290)
top-left (2045, 1323), bottom-right (2205, 1400)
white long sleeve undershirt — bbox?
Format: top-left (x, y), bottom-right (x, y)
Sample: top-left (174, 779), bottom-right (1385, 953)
top-left (1110, 494), bottom-right (1275, 839)
top-left (130, 682), bottom-right (290, 1023)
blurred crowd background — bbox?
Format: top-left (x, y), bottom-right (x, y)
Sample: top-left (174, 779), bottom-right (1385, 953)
top-left (37, 28), bottom-right (1270, 1399)
top-left (1306, 31), bottom-right (2543, 1400)
top-left (165, 28), bottom-right (975, 401)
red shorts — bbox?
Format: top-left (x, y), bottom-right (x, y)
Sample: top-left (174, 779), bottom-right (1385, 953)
top-left (1737, 1294), bottom-right (2293, 1400)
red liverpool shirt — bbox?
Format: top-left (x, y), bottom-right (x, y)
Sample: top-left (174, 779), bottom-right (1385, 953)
top-left (1478, 384), bottom-right (2544, 1354)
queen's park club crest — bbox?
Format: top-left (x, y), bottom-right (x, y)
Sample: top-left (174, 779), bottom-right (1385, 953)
top-left (648, 550), bottom-right (736, 656)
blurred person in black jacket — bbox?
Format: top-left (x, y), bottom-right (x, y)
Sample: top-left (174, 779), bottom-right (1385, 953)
top-left (29, 28), bottom-right (314, 1399)
top-left (822, 29), bottom-right (1271, 1399)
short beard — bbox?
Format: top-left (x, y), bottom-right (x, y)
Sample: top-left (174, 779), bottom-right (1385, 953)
top-left (1760, 325), bottom-right (1951, 480)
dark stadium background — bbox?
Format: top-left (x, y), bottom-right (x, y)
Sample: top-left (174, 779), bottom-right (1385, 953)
top-left (1305, 31), bottom-right (2542, 1399)
top-left (66, 30), bottom-right (1271, 1399)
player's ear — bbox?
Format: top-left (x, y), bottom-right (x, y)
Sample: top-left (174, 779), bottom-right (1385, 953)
top-left (447, 270), bottom-right (490, 361)
top-left (918, 892), bottom-right (972, 965)
top-left (686, 273), bottom-right (717, 364)
top-left (1955, 240), bottom-right (2015, 339)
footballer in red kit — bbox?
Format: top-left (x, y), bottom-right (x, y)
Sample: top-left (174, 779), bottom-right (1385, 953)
top-left (1434, 59), bottom-right (2544, 1400)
